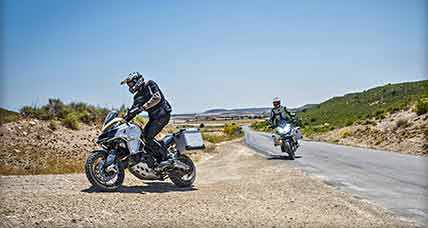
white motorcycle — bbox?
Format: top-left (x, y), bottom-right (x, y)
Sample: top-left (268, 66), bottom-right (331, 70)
top-left (271, 119), bottom-right (302, 160)
top-left (85, 111), bottom-right (203, 191)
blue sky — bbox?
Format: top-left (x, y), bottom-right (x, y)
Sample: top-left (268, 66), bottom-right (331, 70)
top-left (1, 0), bottom-right (426, 113)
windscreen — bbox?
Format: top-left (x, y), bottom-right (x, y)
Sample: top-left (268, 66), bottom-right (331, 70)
top-left (103, 111), bottom-right (118, 126)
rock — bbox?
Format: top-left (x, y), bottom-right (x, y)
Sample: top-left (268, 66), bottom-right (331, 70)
top-left (29, 121), bottom-right (37, 126)
top-left (22, 131), bottom-right (28, 136)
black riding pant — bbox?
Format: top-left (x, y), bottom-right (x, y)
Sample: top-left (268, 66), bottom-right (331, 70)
top-left (144, 109), bottom-right (171, 161)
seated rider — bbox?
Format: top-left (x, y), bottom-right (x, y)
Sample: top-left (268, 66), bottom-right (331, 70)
top-left (269, 97), bottom-right (293, 128)
top-left (121, 72), bottom-right (172, 164)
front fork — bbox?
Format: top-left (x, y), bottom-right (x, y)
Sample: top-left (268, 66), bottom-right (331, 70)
top-left (272, 134), bottom-right (299, 148)
top-left (104, 149), bottom-right (119, 173)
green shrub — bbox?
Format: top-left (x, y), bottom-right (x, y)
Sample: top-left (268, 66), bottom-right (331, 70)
top-left (48, 120), bottom-right (59, 131)
top-left (47, 98), bottom-right (65, 117)
top-left (62, 113), bottom-right (81, 130)
top-left (374, 109), bottom-right (385, 117)
top-left (202, 133), bottom-right (229, 143)
top-left (414, 97), bottom-right (428, 115)
top-left (19, 98), bottom-right (110, 125)
top-left (388, 107), bottom-right (400, 114)
top-left (345, 120), bottom-right (354, 126)
top-left (20, 106), bottom-right (40, 118)
top-left (251, 121), bottom-right (271, 132)
top-left (224, 123), bottom-right (241, 136)
top-left (339, 129), bottom-right (352, 138)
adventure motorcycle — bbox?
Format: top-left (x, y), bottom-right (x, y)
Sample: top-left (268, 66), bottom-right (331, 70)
top-left (271, 118), bottom-right (302, 160)
top-left (85, 111), bottom-right (199, 191)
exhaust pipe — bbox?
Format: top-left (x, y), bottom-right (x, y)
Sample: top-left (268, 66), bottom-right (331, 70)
top-left (156, 159), bottom-right (190, 172)
top-left (173, 160), bottom-right (190, 171)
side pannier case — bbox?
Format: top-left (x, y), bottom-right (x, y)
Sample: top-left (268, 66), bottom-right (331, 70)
top-left (174, 128), bottom-right (205, 152)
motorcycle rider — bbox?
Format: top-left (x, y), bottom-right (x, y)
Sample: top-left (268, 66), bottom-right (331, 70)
top-left (269, 97), bottom-right (293, 128)
top-left (121, 72), bottom-right (172, 165)
top-left (269, 97), bottom-right (300, 148)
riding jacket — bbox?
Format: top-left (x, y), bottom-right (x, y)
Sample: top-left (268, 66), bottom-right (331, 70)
top-left (124, 80), bottom-right (172, 121)
top-left (270, 106), bottom-right (292, 127)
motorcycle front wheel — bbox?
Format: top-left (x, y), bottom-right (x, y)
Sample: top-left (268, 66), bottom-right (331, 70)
top-left (169, 154), bottom-right (196, 187)
top-left (281, 141), bottom-right (295, 160)
top-left (85, 150), bottom-right (125, 191)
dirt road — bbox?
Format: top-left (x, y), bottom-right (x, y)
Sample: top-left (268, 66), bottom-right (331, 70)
top-left (0, 142), bottom-right (414, 227)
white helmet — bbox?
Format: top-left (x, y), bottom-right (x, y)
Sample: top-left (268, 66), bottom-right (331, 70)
top-left (120, 72), bottom-right (145, 94)
top-left (273, 97), bottom-right (281, 107)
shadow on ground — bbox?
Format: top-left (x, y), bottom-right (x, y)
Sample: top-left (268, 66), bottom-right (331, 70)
top-left (81, 181), bottom-right (198, 194)
top-left (267, 155), bottom-right (302, 160)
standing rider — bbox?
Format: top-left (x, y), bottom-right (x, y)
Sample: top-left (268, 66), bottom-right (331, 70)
top-left (269, 97), bottom-right (294, 128)
top-left (121, 72), bottom-right (172, 165)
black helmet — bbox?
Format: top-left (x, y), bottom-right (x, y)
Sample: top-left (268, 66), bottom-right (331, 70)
top-left (121, 72), bottom-right (144, 94)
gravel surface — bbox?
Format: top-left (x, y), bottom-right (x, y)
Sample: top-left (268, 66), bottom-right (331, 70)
top-left (0, 142), bottom-right (415, 227)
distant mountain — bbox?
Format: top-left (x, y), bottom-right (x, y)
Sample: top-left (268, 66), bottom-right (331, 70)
top-left (201, 107), bottom-right (270, 115)
top-left (203, 109), bottom-right (229, 114)
top-left (293, 104), bottom-right (318, 112)
top-left (200, 104), bottom-right (318, 116)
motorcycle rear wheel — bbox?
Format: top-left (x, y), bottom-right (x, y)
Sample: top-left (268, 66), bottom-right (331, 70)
top-left (169, 154), bottom-right (196, 187)
top-left (85, 150), bottom-right (125, 191)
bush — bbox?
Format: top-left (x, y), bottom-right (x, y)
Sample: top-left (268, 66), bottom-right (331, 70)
top-left (47, 98), bottom-right (65, 117)
top-left (223, 123), bottom-right (241, 136)
top-left (19, 98), bottom-right (111, 125)
top-left (374, 109), bottom-right (385, 118)
top-left (62, 113), bottom-right (81, 130)
top-left (202, 133), bottom-right (229, 144)
top-left (48, 120), bottom-right (59, 131)
top-left (388, 107), bottom-right (400, 114)
top-left (339, 129), bottom-right (352, 138)
top-left (20, 106), bottom-right (40, 118)
top-left (345, 120), bottom-right (354, 126)
top-left (414, 97), bottom-right (428, 115)
top-left (251, 121), bottom-right (271, 132)
top-left (78, 111), bottom-right (94, 124)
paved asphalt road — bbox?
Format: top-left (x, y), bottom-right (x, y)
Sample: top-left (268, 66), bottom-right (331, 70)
top-left (243, 126), bottom-right (428, 226)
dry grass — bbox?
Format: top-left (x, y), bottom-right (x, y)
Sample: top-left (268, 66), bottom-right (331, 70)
top-left (0, 158), bottom-right (84, 175)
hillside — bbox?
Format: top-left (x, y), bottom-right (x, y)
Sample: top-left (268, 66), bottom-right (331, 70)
top-left (0, 108), bottom-right (19, 125)
top-left (0, 119), bottom-right (100, 175)
top-left (311, 110), bottom-right (427, 155)
top-left (299, 80), bottom-right (428, 133)
top-left (251, 80), bottom-right (428, 155)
